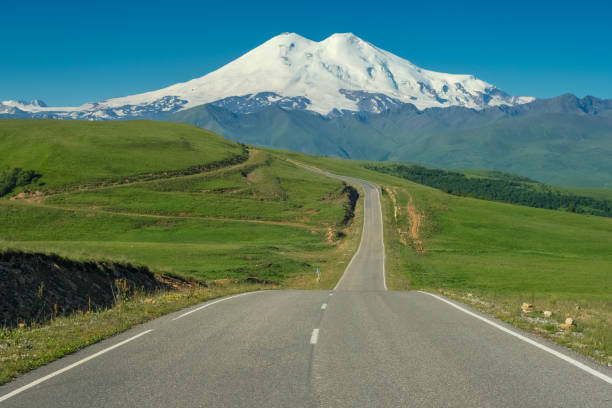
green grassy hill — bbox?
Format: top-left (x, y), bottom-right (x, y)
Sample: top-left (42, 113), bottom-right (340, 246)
top-left (0, 119), bottom-right (367, 383)
top-left (0, 119), bottom-right (245, 191)
top-left (0, 120), bottom-right (362, 286)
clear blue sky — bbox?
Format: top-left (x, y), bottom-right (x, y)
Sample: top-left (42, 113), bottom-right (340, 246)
top-left (2, 0), bottom-right (611, 106)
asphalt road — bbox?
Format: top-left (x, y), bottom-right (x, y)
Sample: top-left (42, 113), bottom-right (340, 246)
top-left (1, 172), bottom-right (611, 407)
top-left (332, 176), bottom-right (386, 291)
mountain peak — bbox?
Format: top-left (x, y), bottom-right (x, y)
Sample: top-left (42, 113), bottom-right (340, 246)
top-left (270, 32), bottom-right (310, 42)
top-left (1, 33), bottom-right (534, 119)
top-left (324, 32), bottom-right (360, 40)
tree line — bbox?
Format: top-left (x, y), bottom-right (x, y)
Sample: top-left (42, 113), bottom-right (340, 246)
top-left (366, 164), bottom-right (612, 218)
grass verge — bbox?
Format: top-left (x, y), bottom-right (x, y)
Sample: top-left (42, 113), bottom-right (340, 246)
top-left (0, 283), bottom-right (272, 385)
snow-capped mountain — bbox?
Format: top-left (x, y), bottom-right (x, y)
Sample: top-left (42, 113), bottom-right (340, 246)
top-left (1, 33), bottom-right (534, 119)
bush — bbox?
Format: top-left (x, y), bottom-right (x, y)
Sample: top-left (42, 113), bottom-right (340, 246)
top-left (0, 167), bottom-right (41, 197)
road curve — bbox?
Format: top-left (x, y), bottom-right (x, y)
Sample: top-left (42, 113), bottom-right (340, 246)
top-left (330, 176), bottom-right (385, 291)
top-left (1, 166), bottom-right (611, 407)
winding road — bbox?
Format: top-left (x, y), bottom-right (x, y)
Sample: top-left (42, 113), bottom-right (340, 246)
top-left (1, 171), bottom-right (611, 407)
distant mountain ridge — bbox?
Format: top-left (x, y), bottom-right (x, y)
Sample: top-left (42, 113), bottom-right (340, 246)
top-left (0, 32), bottom-right (532, 120)
top-left (170, 94), bottom-right (612, 188)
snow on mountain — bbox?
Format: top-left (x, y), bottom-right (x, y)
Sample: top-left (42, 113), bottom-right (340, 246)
top-left (1, 33), bottom-right (534, 119)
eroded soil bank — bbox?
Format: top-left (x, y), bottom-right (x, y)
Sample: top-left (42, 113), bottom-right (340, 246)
top-left (0, 251), bottom-right (174, 327)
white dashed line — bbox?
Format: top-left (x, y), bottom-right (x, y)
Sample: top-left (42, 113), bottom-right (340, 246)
top-left (310, 329), bottom-right (320, 345)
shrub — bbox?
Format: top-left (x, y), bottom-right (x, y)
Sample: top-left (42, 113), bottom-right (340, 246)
top-left (0, 167), bottom-right (41, 197)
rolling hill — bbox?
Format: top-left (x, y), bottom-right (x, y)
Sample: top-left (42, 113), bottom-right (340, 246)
top-left (0, 120), bottom-right (361, 285)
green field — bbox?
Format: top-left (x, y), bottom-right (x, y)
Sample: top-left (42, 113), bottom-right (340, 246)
top-left (0, 120), bottom-right (362, 286)
top-left (270, 148), bottom-right (612, 363)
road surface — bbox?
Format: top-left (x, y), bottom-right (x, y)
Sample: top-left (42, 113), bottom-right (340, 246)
top-left (1, 170), bottom-right (611, 407)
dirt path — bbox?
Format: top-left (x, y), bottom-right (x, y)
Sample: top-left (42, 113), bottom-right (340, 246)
top-left (405, 195), bottom-right (425, 253)
top-left (384, 186), bottom-right (425, 253)
top-left (11, 199), bottom-right (323, 232)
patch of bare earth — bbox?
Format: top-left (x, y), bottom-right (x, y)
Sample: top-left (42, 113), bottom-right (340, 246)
top-left (384, 186), bottom-right (425, 253)
top-left (9, 191), bottom-right (44, 203)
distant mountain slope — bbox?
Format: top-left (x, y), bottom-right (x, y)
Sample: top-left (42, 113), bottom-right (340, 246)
top-left (0, 33), bottom-right (531, 120)
top-left (170, 94), bottom-right (612, 188)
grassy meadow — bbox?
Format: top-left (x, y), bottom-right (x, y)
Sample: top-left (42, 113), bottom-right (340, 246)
top-left (0, 120), bottom-right (362, 286)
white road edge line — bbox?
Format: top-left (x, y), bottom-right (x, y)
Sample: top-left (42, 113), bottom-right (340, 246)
top-left (321, 303), bottom-right (327, 310)
top-left (418, 291), bottom-right (612, 385)
top-left (0, 329), bottom-right (154, 403)
top-left (173, 291), bottom-right (259, 321)
top-left (310, 328), bottom-right (320, 345)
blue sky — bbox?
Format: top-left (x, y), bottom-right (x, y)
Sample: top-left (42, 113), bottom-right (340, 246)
top-left (2, 0), bottom-right (611, 106)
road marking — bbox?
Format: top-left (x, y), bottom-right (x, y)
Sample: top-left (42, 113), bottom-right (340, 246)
top-left (173, 291), bottom-right (259, 321)
top-left (419, 291), bottom-right (612, 386)
top-left (321, 303), bottom-right (327, 310)
top-left (310, 328), bottom-right (320, 345)
top-left (0, 329), bottom-right (153, 403)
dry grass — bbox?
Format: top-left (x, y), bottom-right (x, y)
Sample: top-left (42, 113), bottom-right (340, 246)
top-left (434, 288), bottom-right (612, 367)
